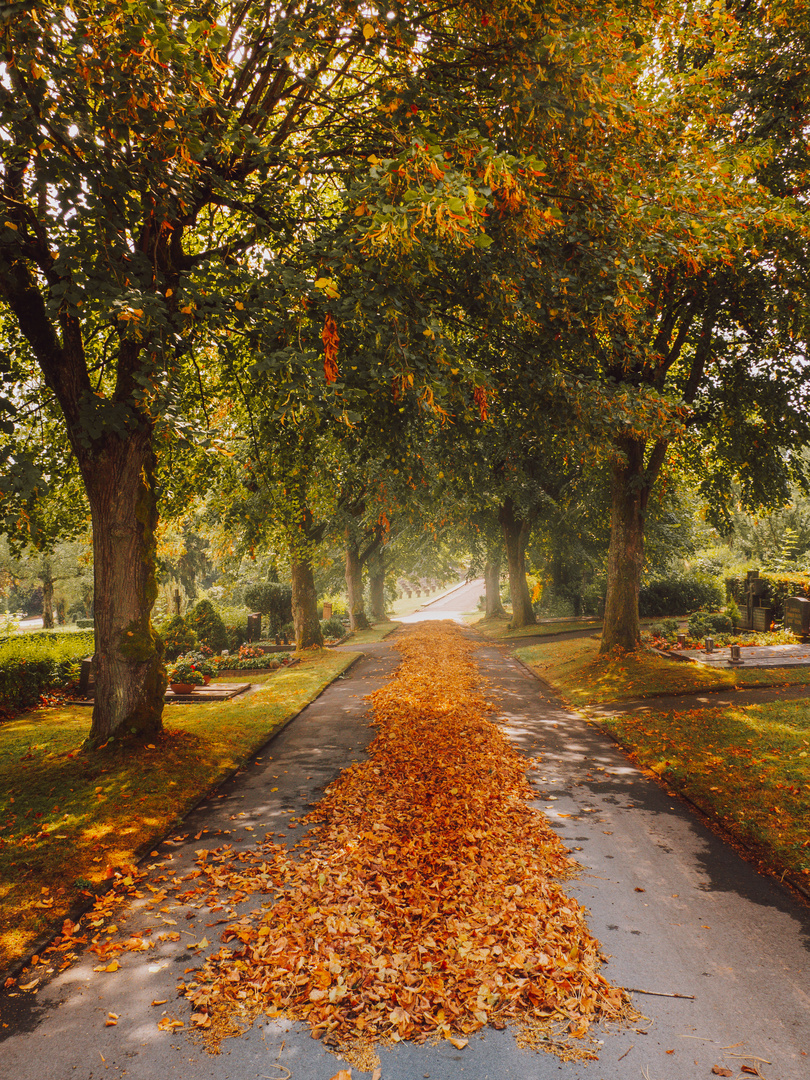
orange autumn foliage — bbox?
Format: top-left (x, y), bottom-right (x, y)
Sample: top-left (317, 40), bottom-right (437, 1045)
top-left (322, 313), bottom-right (339, 383)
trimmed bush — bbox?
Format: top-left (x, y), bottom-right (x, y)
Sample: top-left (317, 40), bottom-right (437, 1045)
top-left (187, 599), bottom-right (229, 653)
top-left (688, 611), bottom-right (733, 639)
top-left (647, 618), bottom-right (680, 640)
top-left (320, 616), bottom-right (346, 640)
top-left (639, 573), bottom-right (723, 617)
top-left (160, 615), bottom-right (198, 661)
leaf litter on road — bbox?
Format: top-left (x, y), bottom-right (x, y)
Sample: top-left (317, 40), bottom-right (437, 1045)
top-left (182, 623), bottom-right (631, 1061)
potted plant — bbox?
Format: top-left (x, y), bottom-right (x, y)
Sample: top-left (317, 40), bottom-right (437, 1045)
top-left (180, 651), bottom-right (215, 684)
top-left (167, 659), bottom-right (206, 694)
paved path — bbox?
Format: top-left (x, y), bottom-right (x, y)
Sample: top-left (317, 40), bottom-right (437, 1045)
top-left (2, 630), bottom-right (809, 1079)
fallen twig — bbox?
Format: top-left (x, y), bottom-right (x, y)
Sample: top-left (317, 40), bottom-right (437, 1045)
top-left (625, 988), bottom-right (695, 1000)
top-left (617, 1043), bottom-right (634, 1061)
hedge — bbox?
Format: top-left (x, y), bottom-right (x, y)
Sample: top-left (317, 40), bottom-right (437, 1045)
top-left (638, 573), bottom-right (724, 617)
top-left (0, 631), bottom-right (94, 713)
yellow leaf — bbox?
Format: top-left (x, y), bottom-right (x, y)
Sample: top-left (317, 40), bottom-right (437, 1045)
top-left (448, 1036), bottom-right (468, 1049)
top-left (363, 23), bottom-right (374, 39)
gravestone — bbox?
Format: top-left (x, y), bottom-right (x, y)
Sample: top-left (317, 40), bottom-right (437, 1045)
top-left (246, 612), bottom-right (262, 642)
top-left (785, 596), bottom-right (810, 639)
top-left (78, 655), bottom-right (96, 698)
top-left (752, 607), bottom-right (772, 632)
top-left (322, 602), bottom-right (332, 621)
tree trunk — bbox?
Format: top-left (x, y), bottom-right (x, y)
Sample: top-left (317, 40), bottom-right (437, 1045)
top-left (291, 557), bottom-right (324, 650)
top-left (600, 438), bottom-right (648, 652)
top-left (345, 541), bottom-right (370, 632)
top-left (484, 556), bottom-right (507, 618)
top-left (368, 551), bottom-right (386, 622)
top-left (41, 562), bottom-right (55, 629)
top-left (499, 498), bottom-right (536, 628)
top-left (83, 431), bottom-right (165, 744)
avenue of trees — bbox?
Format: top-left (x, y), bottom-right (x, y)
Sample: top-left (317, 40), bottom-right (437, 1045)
top-left (3, 0), bottom-right (810, 745)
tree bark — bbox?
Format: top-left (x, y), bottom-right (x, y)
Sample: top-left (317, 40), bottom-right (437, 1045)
top-left (291, 556), bottom-right (324, 650)
top-left (499, 498), bottom-right (536, 628)
top-left (84, 431), bottom-right (165, 743)
top-left (484, 555), bottom-right (507, 618)
top-left (345, 541), bottom-right (371, 632)
top-left (41, 562), bottom-right (55, 629)
top-left (600, 437), bottom-right (657, 653)
top-left (368, 550), bottom-right (386, 622)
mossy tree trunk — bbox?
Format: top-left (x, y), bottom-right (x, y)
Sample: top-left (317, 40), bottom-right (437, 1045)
top-left (345, 540), bottom-right (371, 632)
top-left (368, 547), bottom-right (387, 622)
top-left (2, 271), bottom-right (166, 745)
top-left (41, 561), bottom-right (55, 630)
top-left (84, 430), bottom-right (165, 744)
top-left (499, 497), bottom-right (536, 628)
top-left (291, 556), bottom-right (324, 650)
top-left (600, 436), bottom-right (668, 653)
top-left (484, 554), bottom-right (506, 618)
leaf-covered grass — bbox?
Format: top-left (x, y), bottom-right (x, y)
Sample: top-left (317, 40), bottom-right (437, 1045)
top-left (515, 637), bottom-right (810, 705)
top-left (470, 614), bottom-right (603, 639)
top-left (600, 701), bottom-right (810, 881)
top-left (0, 650), bottom-right (360, 971)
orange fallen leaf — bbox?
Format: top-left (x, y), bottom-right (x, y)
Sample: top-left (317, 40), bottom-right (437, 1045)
top-left (157, 1017), bottom-right (185, 1031)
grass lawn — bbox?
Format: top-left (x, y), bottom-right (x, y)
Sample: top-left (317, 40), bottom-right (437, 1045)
top-left (600, 700), bottom-right (810, 883)
top-left (0, 649), bottom-right (360, 971)
top-left (470, 613), bottom-right (603, 639)
top-left (343, 620), bottom-right (401, 645)
top-left (515, 636), bottom-right (810, 705)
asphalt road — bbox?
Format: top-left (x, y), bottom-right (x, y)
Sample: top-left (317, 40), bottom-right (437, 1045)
top-left (1, 628), bottom-right (808, 1080)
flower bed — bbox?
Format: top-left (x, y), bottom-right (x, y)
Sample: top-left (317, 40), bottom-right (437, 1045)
top-left (215, 653), bottom-right (298, 675)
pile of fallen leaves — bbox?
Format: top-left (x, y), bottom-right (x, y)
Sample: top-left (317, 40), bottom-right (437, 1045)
top-left (184, 623), bottom-right (628, 1056)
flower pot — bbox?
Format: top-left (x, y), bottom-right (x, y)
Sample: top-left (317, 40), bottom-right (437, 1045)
top-left (203, 674), bottom-right (211, 685)
top-left (170, 682), bottom-right (196, 695)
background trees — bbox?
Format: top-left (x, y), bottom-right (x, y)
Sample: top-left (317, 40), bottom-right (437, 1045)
top-left (3, 0), bottom-right (810, 740)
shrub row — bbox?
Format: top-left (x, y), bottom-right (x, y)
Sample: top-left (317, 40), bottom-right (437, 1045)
top-left (638, 573), bottom-right (723, 617)
top-left (0, 631), bottom-right (94, 713)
